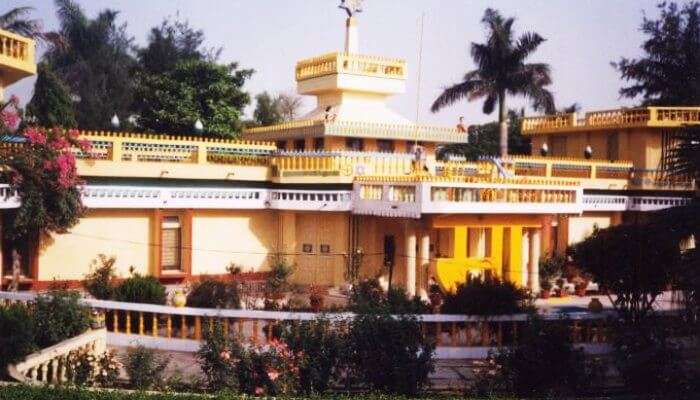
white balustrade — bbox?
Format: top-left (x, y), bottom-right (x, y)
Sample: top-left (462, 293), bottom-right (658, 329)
top-left (7, 328), bottom-right (107, 385)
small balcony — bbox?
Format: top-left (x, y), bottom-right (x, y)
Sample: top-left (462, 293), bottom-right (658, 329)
top-left (0, 28), bottom-right (36, 86)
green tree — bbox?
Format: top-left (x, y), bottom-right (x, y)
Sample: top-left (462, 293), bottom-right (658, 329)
top-left (431, 8), bottom-right (555, 158)
top-left (614, 1), bottom-right (700, 106)
top-left (253, 91), bottom-right (282, 126)
top-left (44, 0), bottom-right (136, 130)
top-left (0, 6), bottom-right (43, 39)
top-left (26, 62), bottom-right (76, 128)
top-left (137, 17), bottom-right (219, 76)
top-left (437, 109), bottom-right (528, 160)
top-left (134, 59), bottom-right (252, 137)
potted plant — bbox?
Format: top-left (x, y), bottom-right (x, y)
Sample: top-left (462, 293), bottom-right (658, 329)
top-left (540, 280), bottom-right (552, 299)
top-left (428, 278), bottom-right (443, 312)
top-left (308, 284), bottom-right (326, 312)
top-left (574, 278), bottom-right (589, 297)
top-left (556, 278), bottom-right (568, 297)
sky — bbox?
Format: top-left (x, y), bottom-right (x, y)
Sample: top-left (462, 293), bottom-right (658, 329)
top-left (4, 0), bottom-right (663, 127)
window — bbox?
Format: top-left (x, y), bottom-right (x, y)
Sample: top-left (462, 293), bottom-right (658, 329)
top-left (276, 140), bottom-right (287, 151)
top-left (346, 138), bottom-right (364, 151)
top-left (377, 139), bottom-right (394, 153)
top-left (302, 243), bottom-right (313, 253)
top-left (161, 216), bottom-right (182, 271)
top-left (313, 137), bottom-right (325, 151)
top-left (293, 139), bottom-right (305, 151)
top-left (2, 234), bottom-right (32, 278)
top-left (405, 141), bottom-right (425, 153)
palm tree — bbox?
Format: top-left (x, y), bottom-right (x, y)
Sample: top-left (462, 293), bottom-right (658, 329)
top-left (0, 6), bottom-right (42, 39)
top-left (431, 8), bottom-right (555, 158)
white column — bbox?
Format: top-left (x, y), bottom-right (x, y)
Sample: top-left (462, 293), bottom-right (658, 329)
top-left (405, 227), bottom-right (417, 297)
top-left (418, 232), bottom-right (430, 299)
top-left (530, 229), bottom-right (541, 292)
top-left (468, 228), bottom-right (486, 258)
top-left (521, 229), bottom-right (530, 287)
top-left (345, 17), bottom-right (359, 53)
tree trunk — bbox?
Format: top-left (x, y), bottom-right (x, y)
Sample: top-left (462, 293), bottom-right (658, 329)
top-left (498, 93), bottom-right (508, 158)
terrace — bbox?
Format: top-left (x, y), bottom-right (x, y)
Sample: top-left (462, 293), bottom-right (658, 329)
top-left (521, 106), bottom-right (700, 134)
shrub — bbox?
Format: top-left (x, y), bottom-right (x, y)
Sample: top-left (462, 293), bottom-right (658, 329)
top-left (441, 276), bottom-right (531, 315)
top-left (0, 303), bottom-right (36, 376)
top-left (33, 290), bottom-right (91, 348)
top-left (196, 321), bottom-right (242, 392)
top-left (83, 254), bottom-right (117, 300)
top-left (123, 345), bottom-right (170, 390)
top-left (347, 312), bottom-right (434, 395)
top-left (186, 278), bottom-right (240, 309)
top-left (197, 320), bottom-right (301, 396)
top-left (612, 318), bottom-right (699, 398)
top-left (349, 278), bottom-right (429, 314)
top-left (472, 314), bottom-right (586, 397)
top-left (266, 255), bottom-right (294, 297)
top-left (114, 273), bottom-right (166, 304)
top-left (280, 318), bottom-right (346, 394)
top-left (539, 252), bottom-right (566, 289)
top-left (66, 349), bottom-right (121, 388)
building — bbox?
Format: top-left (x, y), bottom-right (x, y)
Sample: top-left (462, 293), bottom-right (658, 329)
top-left (0, 11), bottom-right (695, 296)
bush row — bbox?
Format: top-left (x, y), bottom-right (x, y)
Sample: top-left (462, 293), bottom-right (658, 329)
top-left (0, 290), bottom-right (91, 377)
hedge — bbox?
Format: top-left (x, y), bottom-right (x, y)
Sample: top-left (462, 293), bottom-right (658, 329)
top-left (0, 385), bottom-right (454, 400)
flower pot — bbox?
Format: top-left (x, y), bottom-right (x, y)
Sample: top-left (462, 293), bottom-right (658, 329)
top-left (310, 295), bottom-right (324, 312)
top-left (540, 290), bottom-right (551, 299)
top-left (575, 286), bottom-right (587, 297)
top-left (172, 290), bottom-right (187, 307)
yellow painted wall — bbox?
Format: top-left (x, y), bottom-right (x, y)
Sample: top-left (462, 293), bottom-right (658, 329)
top-left (191, 210), bottom-right (278, 275)
top-left (531, 127), bottom-right (664, 168)
top-left (37, 209), bottom-right (152, 281)
top-left (566, 213), bottom-right (612, 246)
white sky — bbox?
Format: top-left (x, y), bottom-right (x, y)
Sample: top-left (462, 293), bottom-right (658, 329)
top-left (5, 0), bottom-right (662, 127)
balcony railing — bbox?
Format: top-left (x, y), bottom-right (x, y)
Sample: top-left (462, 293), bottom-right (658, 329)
top-left (270, 151), bottom-right (414, 181)
top-left (630, 168), bottom-right (694, 191)
top-left (0, 291), bottom-right (617, 359)
top-left (0, 28), bottom-right (36, 84)
top-left (522, 107), bottom-right (700, 134)
top-left (295, 52), bottom-right (407, 81)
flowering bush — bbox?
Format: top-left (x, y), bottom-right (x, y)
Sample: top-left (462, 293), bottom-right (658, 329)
top-left (2, 126), bottom-right (89, 241)
top-left (0, 95), bottom-right (21, 134)
top-left (197, 321), bottom-right (300, 396)
top-left (280, 318), bottom-right (346, 394)
top-left (66, 349), bottom-right (121, 387)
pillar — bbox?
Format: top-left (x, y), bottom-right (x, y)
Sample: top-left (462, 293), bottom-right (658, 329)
top-left (541, 215), bottom-right (553, 256)
top-left (278, 211), bottom-right (296, 266)
top-left (418, 232), bottom-right (430, 299)
top-left (530, 229), bottom-right (542, 292)
top-left (521, 229), bottom-right (530, 287)
top-left (507, 226), bottom-right (523, 285)
top-left (345, 17), bottom-right (359, 53)
top-left (468, 228), bottom-right (485, 258)
top-left (405, 226), bottom-right (417, 297)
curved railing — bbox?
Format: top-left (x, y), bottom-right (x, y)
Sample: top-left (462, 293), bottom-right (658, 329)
top-left (7, 329), bottom-right (106, 385)
top-left (0, 291), bottom-right (612, 358)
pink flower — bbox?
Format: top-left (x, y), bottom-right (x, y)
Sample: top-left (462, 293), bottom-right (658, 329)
top-left (78, 139), bottom-right (92, 152)
top-left (255, 386), bottom-right (264, 395)
top-left (1, 110), bottom-right (20, 131)
top-left (219, 350), bottom-right (231, 361)
top-left (50, 136), bottom-right (69, 151)
top-left (24, 127), bottom-right (47, 145)
top-left (67, 129), bottom-right (80, 139)
top-left (267, 369), bottom-right (280, 381)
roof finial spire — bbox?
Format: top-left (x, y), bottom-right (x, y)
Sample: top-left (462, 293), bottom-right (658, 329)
top-left (339, 0), bottom-right (363, 17)
top-left (339, 0), bottom-right (363, 53)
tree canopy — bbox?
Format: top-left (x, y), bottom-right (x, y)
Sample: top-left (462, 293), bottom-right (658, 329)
top-left (44, 0), bottom-right (137, 130)
top-left (133, 59), bottom-right (253, 137)
top-left (614, 1), bottom-right (700, 105)
top-left (253, 91), bottom-right (282, 126)
top-left (26, 62), bottom-right (76, 128)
